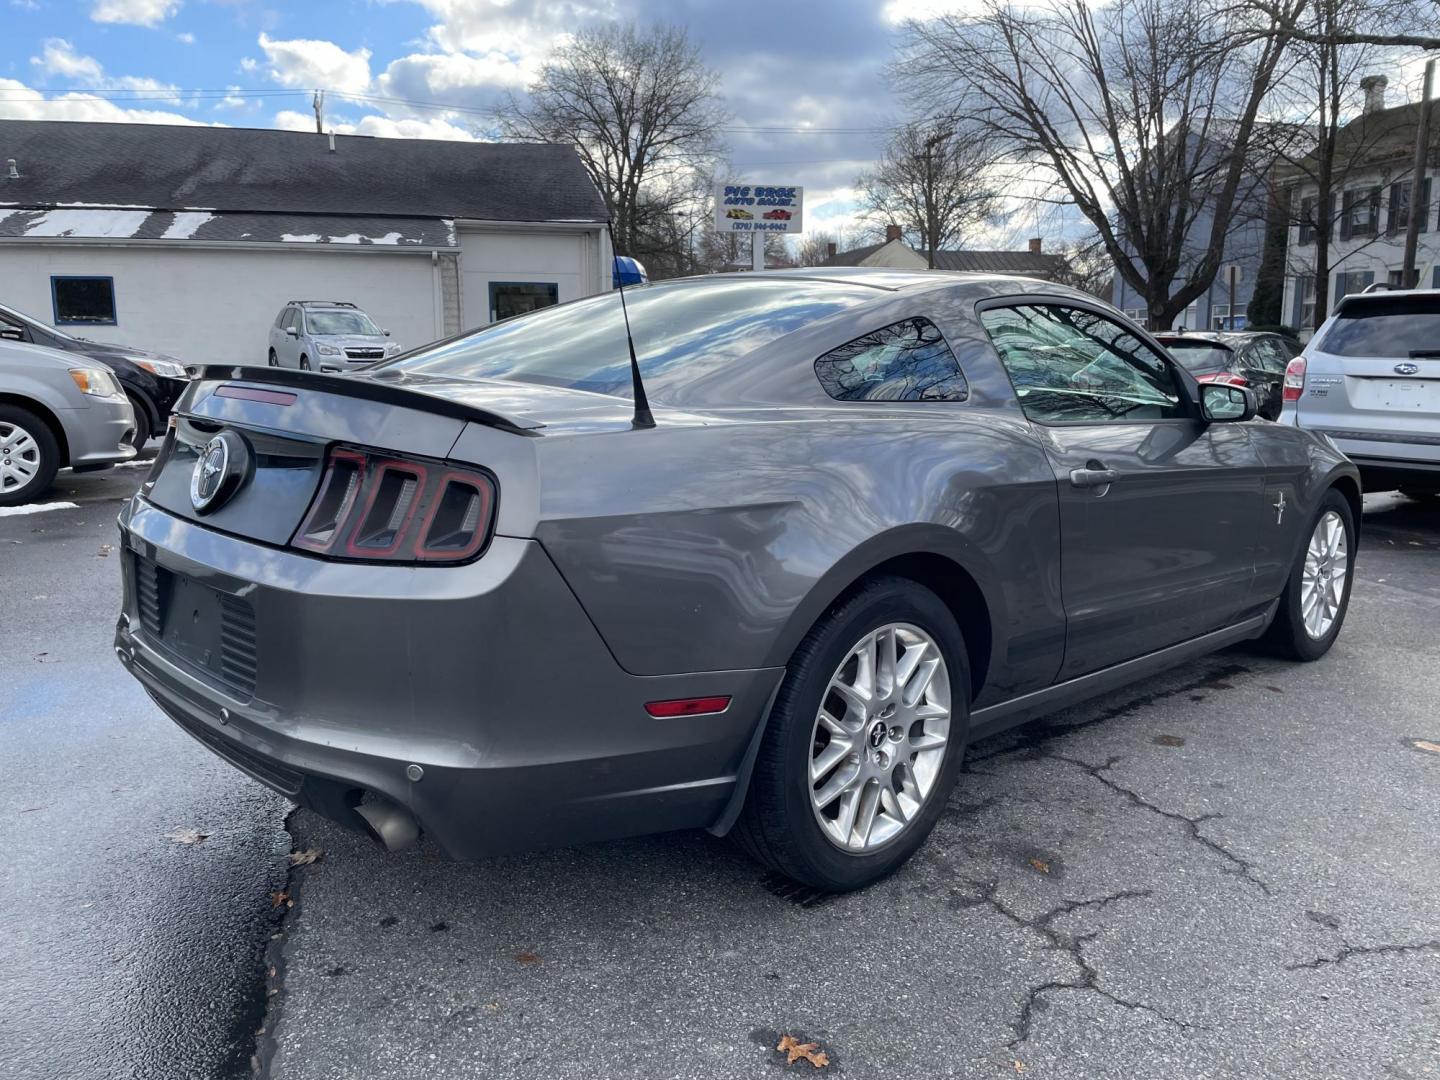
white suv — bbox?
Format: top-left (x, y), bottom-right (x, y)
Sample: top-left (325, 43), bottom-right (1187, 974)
top-left (267, 301), bottom-right (400, 373)
top-left (1281, 289), bottom-right (1440, 495)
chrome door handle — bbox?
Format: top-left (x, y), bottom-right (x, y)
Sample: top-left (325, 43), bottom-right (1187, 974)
top-left (1069, 466), bottom-right (1119, 488)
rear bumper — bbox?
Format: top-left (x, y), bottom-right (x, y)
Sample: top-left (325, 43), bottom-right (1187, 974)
top-left (114, 499), bottom-right (782, 857)
top-left (63, 396), bottom-right (138, 466)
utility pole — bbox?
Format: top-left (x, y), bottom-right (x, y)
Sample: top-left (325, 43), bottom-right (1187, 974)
top-left (312, 89), bottom-right (325, 135)
top-left (1402, 58), bottom-right (1435, 289)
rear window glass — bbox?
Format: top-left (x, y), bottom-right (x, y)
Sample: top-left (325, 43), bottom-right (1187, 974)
top-left (380, 279), bottom-right (877, 395)
top-left (1160, 341), bottom-right (1232, 372)
top-left (1319, 296), bottom-right (1440, 357)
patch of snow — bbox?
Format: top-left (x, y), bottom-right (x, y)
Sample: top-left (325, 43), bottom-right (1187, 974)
top-left (325, 233), bottom-right (365, 245)
top-left (55, 201), bottom-right (155, 209)
top-left (160, 211), bottom-right (215, 240)
top-left (280, 233), bottom-right (322, 243)
top-left (0, 500), bottom-right (79, 517)
top-left (370, 232), bottom-right (405, 245)
top-left (22, 209), bottom-right (151, 238)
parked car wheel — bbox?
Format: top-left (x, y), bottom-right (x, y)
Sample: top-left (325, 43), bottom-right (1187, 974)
top-left (299, 355), bottom-right (312, 371)
top-left (125, 393), bottom-right (152, 449)
top-left (1259, 489), bottom-right (1355, 661)
top-left (734, 576), bottom-right (969, 891)
top-left (0, 404), bottom-right (61, 507)
top-left (268, 349), bottom-right (279, 368)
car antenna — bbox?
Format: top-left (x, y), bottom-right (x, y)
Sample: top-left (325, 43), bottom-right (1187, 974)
top-left (606, 221), bottom-right (655, 430)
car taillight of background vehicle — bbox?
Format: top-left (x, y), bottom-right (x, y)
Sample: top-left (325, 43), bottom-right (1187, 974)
top-left (1196, 372), bottom-right (1249, 387)
top-left (1283, 357), bottom-right (1307, 402)
top-left (292, 446), bottom-right (496, 563)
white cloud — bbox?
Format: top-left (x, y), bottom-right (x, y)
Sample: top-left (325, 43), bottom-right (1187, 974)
top-left (32, 39), bottom-right (103, 82)
top-left (258, 32), bottom-right (372, 94)
top-left (0, 77), bottom-right (208, 125)
top-left (379, 50), bottom-right (533, 104)
top-left (239, 57), bottom-right (258, 73)
top-left (273, 107), bottom-right (476, 142)
top-left (91, 0), bottom-right (181, 27)
top-left (176, 31), bottom-right (195, 44)
top-left (29, 38), bottom-right (181, 100)
top-left (409, 0), bottom-right (602, 56)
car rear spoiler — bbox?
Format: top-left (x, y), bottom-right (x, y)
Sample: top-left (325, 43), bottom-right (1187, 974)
top-left (188, 364), bottom-right (540, 437)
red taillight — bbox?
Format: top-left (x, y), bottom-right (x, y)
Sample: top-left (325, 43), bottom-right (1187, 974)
top-left (1196, 372), bottom-right (1248, 387)
top-left (292, 446), bottom-right (496, 564)
top-left (644, 696), bottom-right (732, 718)
top-left (1283, 357), bottom-right (1307, 402)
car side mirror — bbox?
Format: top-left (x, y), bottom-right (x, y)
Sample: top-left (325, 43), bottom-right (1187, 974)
top-left (383, 328), bottom-right (391, 336)
top-left (1199, 382), bottom-right (1256, 423)
top-left (285, 326), bottom-right (298, 337)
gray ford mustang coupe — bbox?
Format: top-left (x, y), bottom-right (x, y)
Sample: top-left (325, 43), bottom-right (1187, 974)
top-left (114, 269), bottom-right (1358, 891)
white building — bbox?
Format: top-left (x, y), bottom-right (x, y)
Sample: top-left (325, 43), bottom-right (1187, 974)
top-left (0, 119), bottom-right (612, 365)
top-left (1281, 77), bottom-right (1439, 331)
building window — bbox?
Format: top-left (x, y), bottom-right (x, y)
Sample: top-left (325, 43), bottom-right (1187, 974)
top-left (1210, 305), bottom-right (1246, 331)
top-left (1295, 276), bottom-right (1317, 330)
top-left (1123, 308), bottom-right (1142, 322)
top-left (1334, 269), bottom-right (1374, 307)
top-left (1340, 188), bottom-right (1380, 240)
top-left (1298, 195), bottom-right (1316, 245)
top-left (489, 282), bottom-right (558, 323)
top-left (51, 276), bottom-right (116, 325)
top-left (1388, 178), bottom-right (1431, 235)
top-left (1388, 269), bottom-right (1406, 287)
top-left (814, 317), bottom-right (968, 403)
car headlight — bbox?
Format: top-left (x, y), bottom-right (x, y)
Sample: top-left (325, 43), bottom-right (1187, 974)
top-left (385, 342), bottom-right (401, 355)
top-left (68, 368), bottom-right (124, 398)
top-left (316, 343), bottom-right (342, 356)
top-left (133, 358), bottom-right (189, 380)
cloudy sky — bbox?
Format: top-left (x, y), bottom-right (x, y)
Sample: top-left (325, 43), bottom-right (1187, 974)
top-left (0, 0), bottom-right (1068, 247)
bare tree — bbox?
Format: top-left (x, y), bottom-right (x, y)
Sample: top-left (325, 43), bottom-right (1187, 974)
top-left (500, 22), bottom-right (728, 262)
top-left (1249, 0), bottom-right (1432, 328)
top-left (895, 0), bottom-right (1299, 328)
top-left (794, 230), bottom-right (839, 266)
top-left (855, 122), bottom-right (999, 265)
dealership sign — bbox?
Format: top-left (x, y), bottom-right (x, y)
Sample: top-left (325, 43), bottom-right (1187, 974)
top-left (715, 184), bottom-right (804, 234)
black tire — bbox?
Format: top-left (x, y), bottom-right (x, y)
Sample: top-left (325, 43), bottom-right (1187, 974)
top-left (268, 349), bottom-right (279, 367)
top-left (299, 355), bottom-right (311, 371)
top-left (0, 404), bottom-right (61, 507)
top-left (734, 576), bottom-right (970, 892)
top-left (1258, 488), bottom-right (1356, 661)
top-left (125, 394), bottom-right (152, 449)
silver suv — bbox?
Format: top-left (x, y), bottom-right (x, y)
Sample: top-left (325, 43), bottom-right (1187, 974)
top-left (1283, 289), bottom-right (1440, 495)
top-left (267, 301), bottom-right (400, 373)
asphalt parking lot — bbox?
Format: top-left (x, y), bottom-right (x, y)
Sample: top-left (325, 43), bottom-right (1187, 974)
top-left (2, 465), bottom-right (1437, 1080)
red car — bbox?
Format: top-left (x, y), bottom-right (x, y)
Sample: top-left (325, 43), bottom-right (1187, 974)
top-left (763, 209), bottom-right (792, 221)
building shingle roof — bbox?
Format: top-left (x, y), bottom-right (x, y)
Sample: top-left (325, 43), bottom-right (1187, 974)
top-left (0, 119), bottom-right (608, 223)
top-left (0, 207), bottom-right (456, 245)
top-left (925, 249), bottom-right (1067, 276)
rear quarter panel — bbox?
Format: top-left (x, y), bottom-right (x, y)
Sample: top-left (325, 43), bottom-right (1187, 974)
top-left (532, 408), bottom-right (1065, 704)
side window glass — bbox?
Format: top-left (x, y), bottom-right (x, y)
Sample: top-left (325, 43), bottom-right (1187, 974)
top-left (979, 303), bottom-right (1188, 424)
top-left (1253, 338), bottom-right (1287, 372)
top-left (814, 317), bottom-right (968, 402)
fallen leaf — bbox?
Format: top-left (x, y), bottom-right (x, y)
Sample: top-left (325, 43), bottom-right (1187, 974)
top-left (1013, 1061), bottom-right (1027, 1074)
top-left (97, 543), bottom-right (113, 557)
top-left (287, 848), bottom-right (323, 866)
top-left (270, 890), bottom-right (290, 909)
top-left (1029, 857), bottom-right (1050, 874)
top-left (1414, 740), bottom-right (1440, 755)
top-left (776, 1035), bottom-right (830, 1068)
top-left (166, 827), bottom-right (208, 845)
top-left (1153, 734), bottom-right (1186, 747)
top-left (515, 951), bottom-right (542, 966)
top-left (1265, 686), bottom-right (1284, 693)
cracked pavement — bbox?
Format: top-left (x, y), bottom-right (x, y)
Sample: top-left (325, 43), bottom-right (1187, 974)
top-left (3, 472), bottom-right (1439, 1079)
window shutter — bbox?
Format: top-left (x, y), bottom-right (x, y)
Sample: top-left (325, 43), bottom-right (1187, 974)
top-left (1389, 183), bottom-right (1403, 235)
top-left (1339, 192), bottom-right (1352, 241)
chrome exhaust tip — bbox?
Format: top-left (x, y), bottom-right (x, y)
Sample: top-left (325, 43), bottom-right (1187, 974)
top-left (354, 794), bottom-right (420, 852)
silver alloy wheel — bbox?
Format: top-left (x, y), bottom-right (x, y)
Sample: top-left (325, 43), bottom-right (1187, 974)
top-left (1301, 509), bottom-right (1348, 640)
top-left (808, 622), bottom-right (951, 852)
top-left (0, 420), bottom-right (42, 494)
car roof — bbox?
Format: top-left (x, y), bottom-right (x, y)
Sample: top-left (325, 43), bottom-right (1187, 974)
top-left (672, 266), bottom-right (1098, 301)
top-left (1335, 287), bottom-right (1440, 313)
